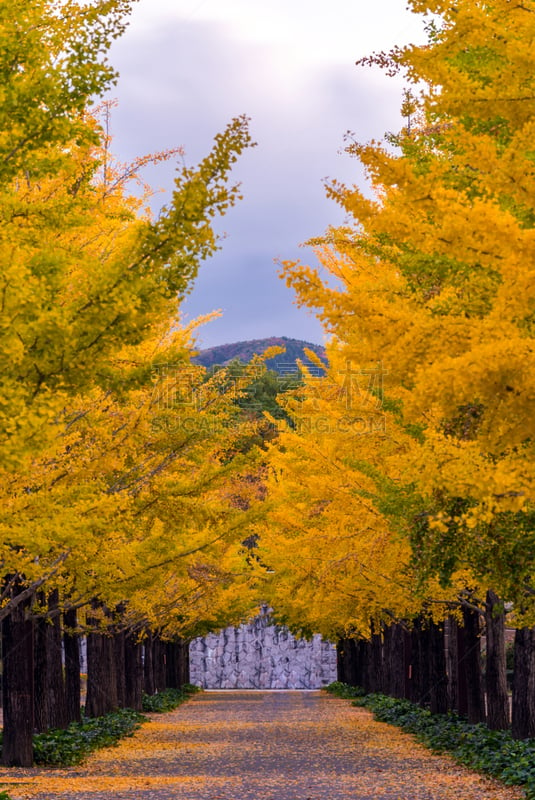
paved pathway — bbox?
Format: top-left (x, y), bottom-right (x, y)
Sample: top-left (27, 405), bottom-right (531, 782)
top-left (0, 691), bottom-right (525, 800)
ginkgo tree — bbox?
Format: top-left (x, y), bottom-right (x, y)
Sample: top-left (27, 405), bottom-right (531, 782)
top-left (276, 0), bottom-right (535, 613)
top-left (0, 117), bottom-right (264, 759)
top-left (0, 0), bottom-right (264, 766)
top-left (257, 348), bottom-right (464, 639)
top-left (0, 0), bottom-right (255, 468)
top-left (259, 0), bottom-right (535, 736)
top-left (0, 99), bottom-right (254, 600)
top-left (0, 0), bottom-right (134, 182)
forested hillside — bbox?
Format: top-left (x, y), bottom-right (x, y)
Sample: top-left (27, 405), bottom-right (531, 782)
top-left (194, 336), bottom-right (326, 373)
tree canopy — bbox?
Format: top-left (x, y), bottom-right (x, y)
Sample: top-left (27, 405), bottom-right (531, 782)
top-left (259, 0), bottom-right (535, 634)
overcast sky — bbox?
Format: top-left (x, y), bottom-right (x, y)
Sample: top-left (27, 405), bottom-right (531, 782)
top-left (107, 0), bottom-right (427, 348)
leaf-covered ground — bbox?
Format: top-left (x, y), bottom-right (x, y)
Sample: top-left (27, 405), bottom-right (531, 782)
top-left (0, 691), bottom-right (526, 800)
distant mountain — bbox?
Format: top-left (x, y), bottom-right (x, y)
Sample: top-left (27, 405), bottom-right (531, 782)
top-left (193, 336), bottom-right (326, 375)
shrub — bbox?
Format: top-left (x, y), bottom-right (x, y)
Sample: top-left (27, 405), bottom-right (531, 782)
top-left (323, 681), bottom-right (366, 699)
top-left (32, 708), bottom-right (145, 767)
top-left (142, 684), bottom-right (201, 713)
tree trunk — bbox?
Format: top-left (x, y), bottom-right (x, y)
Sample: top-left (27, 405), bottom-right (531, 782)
top-left (347, 639), bottom-right (362, 687)
top-left (85, 627), bottom-right (106, 717)
top-left (485, 591), bottom-right (509, 730)
top-left (86, 604), bottom-right (118, 718)
top-left (165, 640), bottom-right (178, 689)
top-left (124, 631), bottom-right (143, 711)
top-left (166, 639), bottom-right (190, 689)
top-left (403, 629), bottom-right (412, 700)
top-left (511, 626), bottom-right (535, 739)
top-left (114, 628), bottom-right (126, 709)
top-left (391, 623), bottom-right (406, 699)
top-left (34, 594), bottom-right (49, 734)
top-left (417, 622), bottom-right (431, 708)
top-left (336, 639), bottom-right (347, 684)
top-left (34, 590), bottom-right (67, 733)
top-left (409, 620), bottom-right (423, 705)
top-left (1, 590), bottom-right (35, 767)
top-left (429, 620), bottom-right (448, 714)
top-left (369, 622), bottom-right (383, 693)
top-left (461, 604), bottom-right (486, 723)
top-left (143, 631), bottom-right (155, 695)
top-left (63, 608), bottom-right (81, 723)
top-left (383, 624), bottom-right (394, 696)
top-left (357, 638), bottom-right (370, 693)
top-left (445, 616), bottom-right (459, 713)
top-left (183, 639), bottom-right (190, 686)
top-left (154, 635), bottom-right (166, 692)
top-left (456, 619), bottom-right (469, 718)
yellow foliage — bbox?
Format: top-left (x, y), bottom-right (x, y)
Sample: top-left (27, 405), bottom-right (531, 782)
top-left (263, 0), bottom-right (535, 631)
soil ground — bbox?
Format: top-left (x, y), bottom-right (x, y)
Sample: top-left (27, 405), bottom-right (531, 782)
top-left (0, 691), bottom-right (525, 800)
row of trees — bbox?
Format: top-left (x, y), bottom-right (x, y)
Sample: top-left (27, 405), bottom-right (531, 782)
top-left (2, 0), bottom-right (535, 768)
top-left (0, 0), bottom-right (268, 766)
top-left (257, 0), bottom-right (535, 739)
top-left (5, 603), bottom-right (190, 765)
top-left (337, 603), bottom-right (534, 739)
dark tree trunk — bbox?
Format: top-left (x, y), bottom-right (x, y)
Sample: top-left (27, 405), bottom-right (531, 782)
top-left (456, 619), bottom-right (469, 718)
top-left (183, 639), bottom-right (191, 686)
top-left (336, 639), bottom-right (347, 683)
top-left (351, 639), bottom-right (362, 687)
top-left (113, 604), bottom-right (127, 709)
top-left (417, 622), bottom-right (432, 708)
top-left (429, 620), bottom-right (448, 714)
top-left (165, 640), bottom-right (179, 689)
top-left (166, 639), bottom-right (190, 689)
top-left (383, 623), bottom-right (406, 698)
top-left (1, 591), bottom-right (35, 767)
top-left (34, 594), bottom-right (49, 734)
top-left (409, 620), bottom-right (424, 704)
top-left (485, 591), bottom-right (510, 730)
top-left (34, 590), bottom-right (67, 733)
top-left (104, 629), bottom-right (118, 710)
top-left (85, 604), bottom-right (118, 718)
top-left (403, 629), bottom-right (412, 700)
top-left (445, 616), bottom-right (459, 713)
top-left (63, 608), bottom-right (81, 723)
top-left (347, 639), bottom-right (362, 687)
top-left (143, 631), bottom-right (155, 695)
top-left (390, 623), bottom-right (406, 700)
top-left (154, 635), bottom-right (166, 692)
top-left (369, 622), bottom-right (383, 693)
top-left (124, 631), bottom-right (143, 711)
top-left (357, 638), bottom-right (370, 693)
top-left (336, 638), bottom-right (364, 688)
top-left (114, 629), bottom-right (126, 709)
top-left (461, 604), bottom-right (486, 724)
top-left (85, 628), bottom-right (106, 717)
top-left (382, 624), bottom-right (393, 696)
top-left (511, 626), bottom-right (535, 740)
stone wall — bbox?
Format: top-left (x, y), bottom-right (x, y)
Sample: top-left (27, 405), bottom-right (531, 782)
top-left (189, 608), bottom-right (337, 689)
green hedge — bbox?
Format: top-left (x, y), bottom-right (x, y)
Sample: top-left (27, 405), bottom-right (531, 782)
top-left (32, 708), bottom-right (145, 767)
top-left (325, 683), bottom-right (535, 799)
top-left (142, 683), bottom-right (201, 712)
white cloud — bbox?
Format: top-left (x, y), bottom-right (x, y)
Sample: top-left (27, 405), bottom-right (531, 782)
top-left (124, 0), bottom-right (427, 62)
top-left (106, 1), bottom-right (426, 348)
